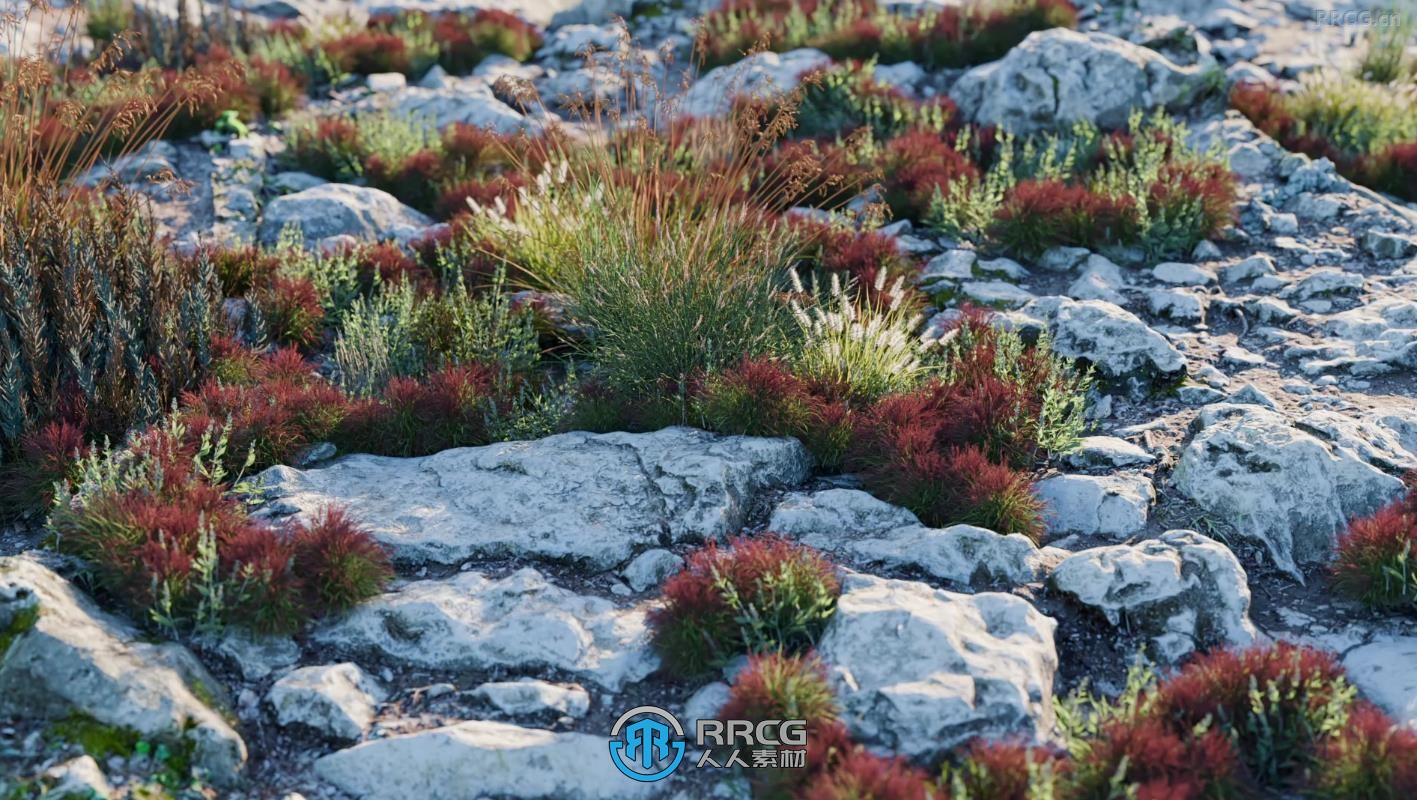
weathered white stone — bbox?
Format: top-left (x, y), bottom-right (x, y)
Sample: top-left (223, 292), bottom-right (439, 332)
top-left (1036, 474), bottom-right (1154, 538)
top-left (1051, 530), bottom-right (1258, 662)
top-left (311, 567), bottom-right (656, 691)
top-left (1152, 262), bottom-right (1214, 285)
top-left (314, 720), bottom-right (655, 800)
top-left (0, 557), bottom-right (246, 784)
top-left (467, 678), bottom-right (591, 719)
top-left (42, 755), bottom-right (113, 799)
top-left (1342, 637), bottom-right (1417, 727)
top-left (818, 573), bottom-right (1057, 761)
top-left (1061, 436), bottom-right (1156, 468)
top-left (682, 682), bottom-right (731, 732)
top-left (1173, 404), bottom-right (1405, 576)
top-left (258, 428), bottom-right (811, 569)
top-left (769, 489), bottom-right (1052, 586)
top-left (1024, 297), bottom-right (1187, 392)
top-left (681, 49), bottom-right (832, 117)
top-left (267, 663), bottom-right (385, 741)
top-left (349, 76), bottom-right (532, 133)
top-left (950, 29), bottom-right (1212, 133)
top-left (258, 183), bottom-right (431, 246)
top-left (622, 549), bottom-right (686, 593)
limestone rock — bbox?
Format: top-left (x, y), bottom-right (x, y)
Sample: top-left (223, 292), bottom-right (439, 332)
top-left (311, 567), bottom-right (656, 691)
top-left (257, 428), bottom-right (811, 569)
top-left (0, 557), bottom-right (246, 784)
top-left (950, 29), bottom-right (1213, 133)
top-left (266, 663), bottom-right (385, 741)
top-left (1174, 404), bottom-right (1405, 576)
top-left (769, 489), bottom-right (1052, 586)
top-left (1051, 530), bottom-right (1258, 662)
top-left (1036, 474), bottom-right (1155, 538)
top-left (314, 720), bottom-right (654, 800)
top-left (818, 573), bottom-right (1057, 762)
top-left (257, 183), bottom-right (431, 246)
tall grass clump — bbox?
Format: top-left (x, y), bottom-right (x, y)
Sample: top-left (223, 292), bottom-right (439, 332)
top-left (462, 69), bottom-right (836, 419)
top-left (0, 4), bottom-right (222, 515)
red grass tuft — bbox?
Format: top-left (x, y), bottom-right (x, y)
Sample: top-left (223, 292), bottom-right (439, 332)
top-left (651, 535), bottom-right (840, 677)
top-left (290, 506), bottom-right (393, 614)
top-left (0, 421), bottom-right (89, 516)
top-left (334, 364), bottom-right (498, 457)
top-left (323, 30), bottom-right (413, 75)
top-left (436, 174), bottom-right (527, 221)
top-left (221, 525), bottom-right (305, 634)
top-left (1360, 142), bottom-right (1417, 202)
top-left (799, 747), bottom-right (935, 800)
top-left (880, 129), bottom-right (980, 220)
top-left (1073, 717), bottom-right (1241, 800)
top-left (1307, 702), bottom-right (1417, 798)
top-left (950, 739), bottom-right (1065, 800)
top-left (1147, 642), bottom-right (1353, 786)
top-left (1332, 496), bottom-right (1417, 611)
top-left (990, 179), bottom-right (1138, 256)
top-left (259, 276), bottom-right (325, 351)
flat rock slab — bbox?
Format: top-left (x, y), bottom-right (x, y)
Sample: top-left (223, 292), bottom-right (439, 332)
top-left (258, 428), bottom-right (812, 569)
top-left (818, 572), bottom-right (1057, 763)
top-left (769, 489), bottom-right (1052, 587)
top-left (314, 719), bottom-right (656, 800)
top-left (311, 567), bottom-right (657, 691)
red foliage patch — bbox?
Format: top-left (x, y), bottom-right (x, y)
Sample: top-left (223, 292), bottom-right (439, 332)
top-left (335, 364), bottom-right (498, 457)
top-left (1074, 717), bottom-right (1241, 800)
top-left (180, 348), bottom-right (348, 471)
top-left (289, 506), bottom-right (393, 613)
top-left (650, 535), bottom-right (839, 677)
top-left (880, 129), bottom-right (980, 219)
top-left (259, 276), bottom-right (326, 351)
top-left (1333, 490), bottom-right (1417, 611)
top-left (799, 747), bottom-right (934, 800)
top-left (1309, 702), bottom-right (1417, 798)
top-left (951, 739), bottom-right (1066, 800)
top-left (323, 30), bottom-right (413, 75)
top-left (0, 421), bottom-right (89, 516)
top-left (1360, 142), bottom-right (1417, 202)
top-left (436, 174), bottom-right (527, 221)
top-left (990, 179), bottom-right (1138, 256)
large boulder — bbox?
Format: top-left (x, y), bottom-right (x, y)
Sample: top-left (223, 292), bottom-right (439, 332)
top-left (0, 557), bottom-right (246, 785)
top-left (768, 489), bottom-right (1054, 587)
top-left (314, 720), bottom-right (654, 800)
top-left (680, 48), bottom-right (833, 118)
top-left (257, 428), bottom-right (811, 569)
top-left (257, 183), bottom-right (432, 246)
top-left (1174, 404), bottom-right (1406, 577)
top-left (1023, 297), bottom-right (1187, 395)
top-left (818, 573), bottom-right (1057, 762)
top-left (311, 567), bottom-right (656, 691)
top-left (949, 29), bottom-right (1213, 133)
top-left (1051, 530), bottom-right (1258, 662)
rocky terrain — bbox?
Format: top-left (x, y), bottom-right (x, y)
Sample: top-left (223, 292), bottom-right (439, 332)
top-left (2, 0), bottom-right (1417, 798)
